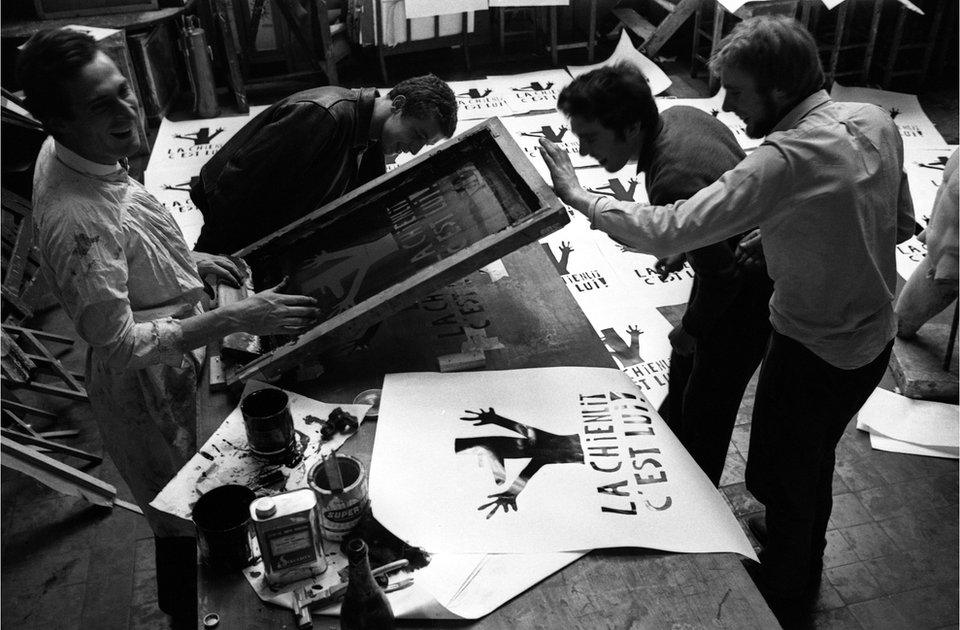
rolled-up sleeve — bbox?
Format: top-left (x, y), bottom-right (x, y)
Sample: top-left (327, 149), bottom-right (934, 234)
top-left (39, 207), bottom-right (187, 370)
top-left (589, 143), bottom-right (789, 259)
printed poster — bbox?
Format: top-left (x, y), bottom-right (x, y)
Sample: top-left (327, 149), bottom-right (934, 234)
top-left (371, 368), bottom-right (753, 558)
top-left (500, 111), bottom-right (595, 173)
top-left (576, 167), bottom-right (695, 309)
top-left (567, 29), bottom-right (671, 96)
top-left (486, 69), bottom-right (573, 116)
top-left (145, 105), bottom-right (269, 174)
top-left (143, 167), bottom-right (205, 250)
top-left (447, 78), bottom-right (515, 121)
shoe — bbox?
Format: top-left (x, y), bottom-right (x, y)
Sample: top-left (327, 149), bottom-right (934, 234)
top-left (747, 513), bottom-right (767, 546)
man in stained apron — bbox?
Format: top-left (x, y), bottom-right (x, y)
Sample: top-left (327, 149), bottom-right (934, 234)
top-left (17, 28), bottom-right (321, 628)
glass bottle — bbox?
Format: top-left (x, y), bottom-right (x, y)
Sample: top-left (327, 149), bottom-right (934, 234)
top-left (340, 538), bottom-right (395, 630)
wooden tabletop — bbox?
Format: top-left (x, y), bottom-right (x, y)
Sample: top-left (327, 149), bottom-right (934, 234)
top-left (196, 242), bottom-right (779, 629)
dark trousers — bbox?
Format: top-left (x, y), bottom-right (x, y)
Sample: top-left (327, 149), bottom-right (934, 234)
top-left (745, 331), bottom-right (892, 612)
top-left (663, 299), bottom-right (771, 486)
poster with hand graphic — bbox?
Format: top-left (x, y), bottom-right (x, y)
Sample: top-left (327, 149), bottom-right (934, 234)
top-left (143, 167), bottom-right (205, 249)
top-left (572, 299), bottom-right (675, 407)
top-left (145, 106), bottom-right (269, 173)
top-left (567, 30), bottom-right (671, 96)
top-left (574, 167), bottom-right (695, 309)
top-left (370, 367), bottom-right (753, 558)
top-left (447, 79), bottom-right (514, 121)
top-left (487, 69), bottom-right (573, 116)
top-left (500, 111), bottom-right (595, 173)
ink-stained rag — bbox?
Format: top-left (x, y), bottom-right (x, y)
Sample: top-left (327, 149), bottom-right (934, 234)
top-left (32, 137), bottom-right (205, 535)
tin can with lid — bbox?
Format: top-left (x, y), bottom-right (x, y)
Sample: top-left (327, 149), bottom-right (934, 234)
top-left (249, 489), bottom-right (327, 587)
top-left (307, 455), bottom-right (369, 541)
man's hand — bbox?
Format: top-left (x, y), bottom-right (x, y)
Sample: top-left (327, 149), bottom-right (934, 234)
top-left (233, 278), bottom-right (320, 336)
top-left (735, 229), bottom-right (765, 271)
top-left (192, 251), bottom-right (246, 287)
top-left (538, 139), bottom-right (589, 213)
top-left (668, 325), bottom-right (696, 357)
top-left (654, 254), bottom-right (686, 280)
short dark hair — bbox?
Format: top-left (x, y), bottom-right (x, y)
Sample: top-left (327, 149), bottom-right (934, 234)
top-left (709, 16), bottom-right (824, 102)
top-left (556, 63), bottom-right (660, 139)
top-left (388, 74), bottom-right (458, 137)
top-left (16, 28), bottom-right (100, 122)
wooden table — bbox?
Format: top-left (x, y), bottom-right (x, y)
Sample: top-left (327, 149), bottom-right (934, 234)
top-left (197, 243), bottom-right (780, 629)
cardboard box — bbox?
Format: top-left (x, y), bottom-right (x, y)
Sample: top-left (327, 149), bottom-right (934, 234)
top-left (230, 117), bottom-right (569, 382)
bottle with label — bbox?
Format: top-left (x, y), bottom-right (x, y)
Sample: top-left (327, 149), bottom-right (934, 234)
top-left (340, 538), bottom-right (395, 630)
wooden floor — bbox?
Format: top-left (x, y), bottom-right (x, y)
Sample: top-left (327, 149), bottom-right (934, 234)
top-left (2, 37), bottom-right (957, 630)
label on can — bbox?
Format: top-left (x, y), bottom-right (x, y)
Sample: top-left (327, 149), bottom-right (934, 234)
top-left (264, 521), bottom-right (319, 570)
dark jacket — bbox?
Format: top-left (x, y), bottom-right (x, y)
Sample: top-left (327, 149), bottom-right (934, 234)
top-left (191, 87), bottom-right (380, 254)
top-left (638, 105), bottom-right (771, 338)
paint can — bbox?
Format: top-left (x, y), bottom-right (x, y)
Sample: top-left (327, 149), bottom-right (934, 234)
top-left (249, 488), bottom-right (327, 587)
top-left (240, 387), bottom-right (295, 462)
top-left (192, 484), bottom-right (256, 571)
top-left (308, 455), bottom-right (369, 541)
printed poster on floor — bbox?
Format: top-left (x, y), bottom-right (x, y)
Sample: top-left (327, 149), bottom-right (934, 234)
top-left (143, 167), bottom-right (205, 249)
top-left (576, 167), bottom-right (695, 309)
top-left (574, 299), bottom-right (676, 408)
top-left (146, 105), bottom-right (269, 173)
top-left (447, 79), bottom-right (515, 121)
top-left (487, 69), bottom-right (573, 116)
top-left (500, 111), bottom-right (595, 172)
top-left (370, 367), bottom-right (755, 558)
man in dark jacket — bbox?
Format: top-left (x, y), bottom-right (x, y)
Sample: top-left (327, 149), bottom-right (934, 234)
top-left (555, 63), bottom-right (772, 487)
top-left (191, 74), bottom-right (457, 254)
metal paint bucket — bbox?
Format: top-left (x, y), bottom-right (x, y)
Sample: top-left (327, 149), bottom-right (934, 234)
top-left (307, 455), bottom-right (369, 541)
top-left (192, 484), bottom-right (255, 571)
top-left (240, 388), bottom-right (295, 462)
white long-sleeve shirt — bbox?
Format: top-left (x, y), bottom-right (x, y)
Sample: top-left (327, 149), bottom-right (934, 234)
top-left (32, 138), bottom-right (204, 370)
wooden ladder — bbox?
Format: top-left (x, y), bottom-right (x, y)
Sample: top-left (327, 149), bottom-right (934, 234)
top-left (611, 0), bottom-right (701, 58)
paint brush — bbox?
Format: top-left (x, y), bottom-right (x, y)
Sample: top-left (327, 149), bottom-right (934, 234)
top-left (323, 452), bottom-right (344, 492)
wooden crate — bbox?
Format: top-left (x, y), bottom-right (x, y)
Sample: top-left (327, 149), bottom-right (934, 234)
top-left (230, 117), bottom-right (569, 383)
top-left (34, 0), bottom-right (158, 19)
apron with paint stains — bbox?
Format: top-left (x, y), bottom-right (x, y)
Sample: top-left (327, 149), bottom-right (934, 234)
top-left (32, 138), bottom-right (206, 537)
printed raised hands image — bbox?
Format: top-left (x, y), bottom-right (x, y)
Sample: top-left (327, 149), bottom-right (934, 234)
top-left (456, 407), bottom-right (584, 519)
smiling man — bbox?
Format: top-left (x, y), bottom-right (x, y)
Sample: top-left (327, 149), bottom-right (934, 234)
top-left (555, 64), bottom-right (772, 489)
top-left (18, 28), bottom-right (321, 628)
top-left (191, 75), bottom-right (457, 254)
top-left (540, 17), bottom-right (915, 627)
